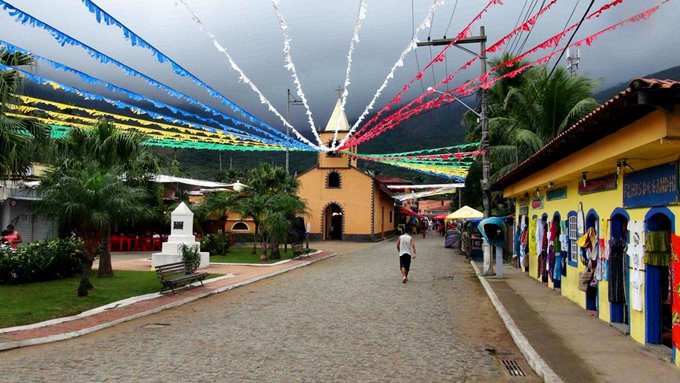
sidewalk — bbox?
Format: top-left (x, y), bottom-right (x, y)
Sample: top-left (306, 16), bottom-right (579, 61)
top-left (472, 258), bottom-right (680, 383)
top-left (0, 250), bottom-right (336, 351)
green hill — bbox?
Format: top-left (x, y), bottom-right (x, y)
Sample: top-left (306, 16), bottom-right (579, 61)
top-left (594, 65), bottom-right (680, 102)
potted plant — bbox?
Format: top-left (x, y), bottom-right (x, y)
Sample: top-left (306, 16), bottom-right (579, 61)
top-left (179, 243), bottom-right (200, 273)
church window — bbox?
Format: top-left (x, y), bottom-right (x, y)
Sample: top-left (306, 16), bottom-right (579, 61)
top-left (326, 139), bottom-right (342, 157)
top-left (327, 171), bottom-right (341, 188)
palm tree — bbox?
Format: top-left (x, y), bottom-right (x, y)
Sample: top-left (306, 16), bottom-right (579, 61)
top-left (465, 62), bottom-right (599, 182)
top-left (239, 193), bottom-right (269, 258)
top-left (37, 163), bottom-right (149, 296)
top-left (0, 50), bottom-right (50, 179)
top-left (194, 190), bottom-right (242, 233)
top-left (248, 163), bottom-right (298, 195)
top-left (48, 120), bottom-right (157, 278)
top-left (262, 193), bottom-right (306, 259)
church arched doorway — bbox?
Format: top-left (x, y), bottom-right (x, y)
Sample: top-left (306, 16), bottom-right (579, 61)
top-left (324, 203), bottom-right (343, 240)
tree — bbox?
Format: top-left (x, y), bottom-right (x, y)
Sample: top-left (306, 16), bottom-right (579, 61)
top-left (262, 193), bottom-right (306, 259)
top-left (0, 50), bottom-right (50, 179)
top-left (248, 163), bottom-right (299, 195)
top-left (238, 193), bottom-right (269, 258)
top-left (462, 58), bottom-right (599, 211)
top-left (194, 190), bottom-right (241, 233)
top-left (45, 120), bottom-right (157, 278)
top-left (37, 163), bottom-right (149, 296)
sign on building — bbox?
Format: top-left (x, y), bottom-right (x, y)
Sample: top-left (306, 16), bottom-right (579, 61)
top-left (623, 162), bottom-right (679, 208)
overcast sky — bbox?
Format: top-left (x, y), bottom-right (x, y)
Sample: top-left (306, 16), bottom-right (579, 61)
top-left (1, 0), bottom-right (678, 138)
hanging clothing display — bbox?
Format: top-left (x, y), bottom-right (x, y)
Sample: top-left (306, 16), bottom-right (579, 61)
top-left (520, 220), bottom-right (529, 271)
top-left (548, 242), bottom-right (556, 282)
top-left (631, 268), bottom-right (643, 311)
top-left (629, 221), bottom-right (645, 312)
top-left (670, 233), bottom-right (680, 349)
top-left (608, 238), bottom-right (627, 303)
top-left (578, 227), bottom-right (597, 265)
top-left (645, 231), bottom-right (670, 266)
top-left (513, 224), bottom-right (522, 267)
top-left (577, 202), bottom-right (585, 236)
top-left (554, 253), bottom-right (563, 280)
top-left (535, 219), bottom-right (544, 257)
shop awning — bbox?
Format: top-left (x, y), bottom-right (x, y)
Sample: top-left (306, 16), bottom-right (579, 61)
top-left (446, 205), bottom-right (483, 220)
top-left (400, 208), bottom-right (423, 219)
top-left (433, 213), bottom-right (449, 220)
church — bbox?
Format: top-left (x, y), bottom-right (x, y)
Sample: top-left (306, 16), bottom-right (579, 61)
top-left (296, 98), bottom-right (397, 241)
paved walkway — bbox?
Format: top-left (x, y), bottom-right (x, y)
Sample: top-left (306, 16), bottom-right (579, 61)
top-left (0, 246), bottom-right (339, 351)
top-left (2, 237), bottom-right (678, 382)
top-left (476, 259), bottom-right (680, 382)
top-left (0, 237), bottom-right (537, 382)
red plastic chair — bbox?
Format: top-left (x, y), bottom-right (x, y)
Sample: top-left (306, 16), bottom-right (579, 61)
top-left (140, 237), bottom-right (153, 251)
top-left (153, 236), bottom-right (162, 251)
top-left (110, 234), bottom-right (121, 252)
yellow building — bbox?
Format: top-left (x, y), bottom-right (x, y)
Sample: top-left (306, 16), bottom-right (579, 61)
top-left (297, 98), bottom-right (397, 241)
top-left (495, 79), bottom-right (680, 365)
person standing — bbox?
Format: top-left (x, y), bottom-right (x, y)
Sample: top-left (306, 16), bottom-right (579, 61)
top-left (2, 224), bottom-right (22, 249)
top-left (397, 231), bottom-right (416, 283)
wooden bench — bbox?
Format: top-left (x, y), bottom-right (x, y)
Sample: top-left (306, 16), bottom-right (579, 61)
top-left (291, 242), bottom-right (309, 256)
top-left (155, 261), bottom-right (207, 294)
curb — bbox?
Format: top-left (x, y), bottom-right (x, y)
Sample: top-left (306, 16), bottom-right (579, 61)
top-left (0, 251), bottom-right (335, 352)
top-left (470, 261), bottom-right (563, 383)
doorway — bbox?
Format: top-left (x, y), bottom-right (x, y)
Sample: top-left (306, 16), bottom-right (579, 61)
top-left (585, 210), bottom-right (599, 312)
top-left (324, 203), bottom-right (343, 240)
top-left (609, 209), bottom-right (629, 327)
top-left (645, 210), bottom-right (673, 348)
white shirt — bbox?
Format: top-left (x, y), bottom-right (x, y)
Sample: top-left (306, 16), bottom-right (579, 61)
top-left (398, 234), bottom-right (414, 256)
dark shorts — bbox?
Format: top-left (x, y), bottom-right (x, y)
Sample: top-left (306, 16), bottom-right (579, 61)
top-left (399, 254), bottom-right (411, 271)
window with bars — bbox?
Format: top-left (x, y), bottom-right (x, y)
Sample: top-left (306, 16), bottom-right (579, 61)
top-left (568, 215), bottom-right (578, 264)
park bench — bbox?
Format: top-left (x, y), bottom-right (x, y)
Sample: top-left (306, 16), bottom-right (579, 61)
top-left (155, 261), bottom-right (207, 294)
top-left (291, 242), bottom-right (309, 256)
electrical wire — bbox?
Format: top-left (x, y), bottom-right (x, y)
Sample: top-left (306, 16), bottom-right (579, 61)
top-left (443, 0), bottom-right (459, 38)
top-left (412, 0), bottom-right (427, 93)
top-left (515, 0), bottom-right (544, 56)
top-left (506, 0), bottom-right (532, 54)
top-left (546, 0), bottom-right (595, 80)
top-left (427, 0), bottom-right (438, 86)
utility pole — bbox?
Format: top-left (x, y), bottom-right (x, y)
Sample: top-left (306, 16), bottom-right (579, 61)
top-left (286, 89), bottom-right (303, 173)
top-left (417, 26), bottom-right (489, 217)
top-left (418, 27), bottom-right (493, 274)
top-left (479, 26), bottom-right (490, 219)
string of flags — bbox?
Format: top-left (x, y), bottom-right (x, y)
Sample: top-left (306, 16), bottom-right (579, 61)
top-left (0, 0), bottom-right (669, 183)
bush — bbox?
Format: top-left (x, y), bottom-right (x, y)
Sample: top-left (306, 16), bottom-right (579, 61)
top-left (0, 238), bottom-right (84, 285)
top-left (200, 233), bottom-right (231, 256)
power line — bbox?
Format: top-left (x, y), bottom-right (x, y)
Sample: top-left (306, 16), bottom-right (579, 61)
top-left (506, 0), bottom-right (533, 55)
top-left (517, 0), bottom-right (546, 57)
top-left (412, 0), bottom-right (426, 93)
top-left (427, 0), bottom-right (439, 86)
top-left (443, 0), bottom-right (459, 37)
top-left (505, 0), bottom-right (529, 54)
top-left (546, 0), bottom-right (595, 80)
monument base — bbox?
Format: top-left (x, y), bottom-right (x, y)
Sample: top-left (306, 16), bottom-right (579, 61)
top-left (151, 251), bottom-right (210, 269)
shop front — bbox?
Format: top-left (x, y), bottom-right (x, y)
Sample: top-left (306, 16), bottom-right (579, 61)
top-left (494, 79), bottom-right (680, 366)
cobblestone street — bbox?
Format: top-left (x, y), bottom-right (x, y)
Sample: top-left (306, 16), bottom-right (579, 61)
top-left (0, 236), bottom-right (538, 382)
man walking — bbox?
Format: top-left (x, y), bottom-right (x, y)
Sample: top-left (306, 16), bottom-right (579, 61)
top-left (397, 231), bottom-right (416, 283)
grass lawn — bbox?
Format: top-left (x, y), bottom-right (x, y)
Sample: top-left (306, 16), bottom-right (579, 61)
top-left (0, 270), bottom-right (218, 328)
top-left (210, 246), bottom-right (310, 264)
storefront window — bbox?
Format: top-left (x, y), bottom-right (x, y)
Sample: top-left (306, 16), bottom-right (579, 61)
top-left (568, 215), bottom-right (578, 264)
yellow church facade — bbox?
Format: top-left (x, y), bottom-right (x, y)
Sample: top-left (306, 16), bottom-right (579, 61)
top-left (297, 99), bottom-right (397, 241)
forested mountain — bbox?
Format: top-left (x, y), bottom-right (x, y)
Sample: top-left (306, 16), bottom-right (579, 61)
top-left (20, 63), bottom-right (680, 183)
top-left (594, 65), bottom-right (680, 102)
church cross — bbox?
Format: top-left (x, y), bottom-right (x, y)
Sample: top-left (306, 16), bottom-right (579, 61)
top-left (335, 86), bottom-right (344, 99)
